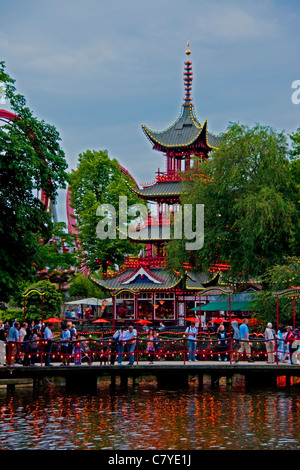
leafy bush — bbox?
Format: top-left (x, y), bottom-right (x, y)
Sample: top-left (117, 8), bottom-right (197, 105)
top-left (0, 308), bottom-right (23, 323)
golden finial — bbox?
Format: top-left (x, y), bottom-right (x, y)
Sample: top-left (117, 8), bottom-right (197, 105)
top-left (186, 40), bottom-right (191, 56)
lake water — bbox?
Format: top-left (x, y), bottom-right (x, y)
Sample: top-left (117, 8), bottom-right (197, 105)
top-left (0, 375), bottom-right (299, 451)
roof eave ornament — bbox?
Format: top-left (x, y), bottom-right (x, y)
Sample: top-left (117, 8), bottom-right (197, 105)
top-left (186, 40), bottom-right (191, 57)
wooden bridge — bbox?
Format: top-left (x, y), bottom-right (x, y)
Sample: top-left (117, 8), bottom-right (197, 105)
top-left (0, 361), bottom-right (299, 391)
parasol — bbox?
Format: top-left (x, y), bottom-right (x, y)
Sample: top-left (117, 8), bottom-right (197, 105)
top-left (44, 318), bottom-right (63, 323)
top-left (92, 319), bottom-right (110, 323)
top-left (207, 318), bottom-right (224, 324)
top-left (136, 319), bottom-right (152, 325)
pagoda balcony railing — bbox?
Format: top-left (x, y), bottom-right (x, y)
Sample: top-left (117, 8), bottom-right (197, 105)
top-left (155, 169), bottom-right (183, 183)
top-left (124, 255), bottom-right (166, 268)
top-left (128, 216), bottom-right (172, 232)
top-left (141, 170), bottom-right (183, 187)
top-left (123, 256), bottom-right (229, 271)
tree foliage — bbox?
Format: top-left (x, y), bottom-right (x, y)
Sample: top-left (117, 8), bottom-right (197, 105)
top-left (166, 122), bottom-right (300, 281)
top-left (68, 273), bottom-right (105, 299)
top-left (69, 149), bottom-right (146, 274)
top-left (251, 257), bottom-right (300, 327)
top-left (23, 280), bottom-right (62, 322)
top-left (35, 222), bottom-right (78, 272)
top-left (0, 62), bottom-right (69, 299)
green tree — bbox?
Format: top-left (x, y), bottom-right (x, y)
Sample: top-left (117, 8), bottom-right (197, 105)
top-left (68, 273), bottom-right (105, 298)
top-left (251, 257), bottom-right (300, 327)
top-left (0, 62), bottom-right (68, 299)
top-left (166, 122), bottom-right (299, 281)
top-left (288, 126), bottom-right (300, 254)
top-left (35, 222), bottom-right (78, 273)
top-left (69, 149), bottom-right (146, 274)
top-left (23, 280), bottom-right (62, 322)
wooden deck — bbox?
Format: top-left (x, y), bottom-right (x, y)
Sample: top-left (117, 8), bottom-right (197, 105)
top-left (0, 361), bottom-right (299, 390)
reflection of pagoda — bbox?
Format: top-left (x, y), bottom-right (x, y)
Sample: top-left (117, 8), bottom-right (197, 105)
top-left (90, 43), bottom-right (226, 327)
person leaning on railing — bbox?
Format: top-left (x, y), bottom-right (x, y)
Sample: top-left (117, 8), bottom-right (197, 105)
top-left (185, 322), bottom-right (198, 362)
top-left (29, 328), bottom-right (39, 365)
top-left (0, 325), bottom-right (5, 365)
top-left (60, 323), bottom-right (71, 366)
top-left (264, 323), bottom-right (276, 363)
top-left (113, 325), bottom-right (126, 365)
top-left (284, 326), bottom-right (295, 365)
top-left (231, 320), bottom-right (241, 363)
top-left (44, 323), bottom-right (54, 366)
top-left (238, 319), bottom-right (255, 363)
top-left (6, 321), bottom-right (20, 366)
top-left (146, 329), bottom-right (156, 364)
top-left (123, 325), bottom-right (137, 365)
top-left (217, 324), bottom-right (229, 361)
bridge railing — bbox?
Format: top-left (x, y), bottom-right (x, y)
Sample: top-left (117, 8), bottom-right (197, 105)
top-left (1, 332), bottom-right (299, 366)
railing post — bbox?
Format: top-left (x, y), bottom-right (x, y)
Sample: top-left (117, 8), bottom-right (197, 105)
top-left (275, 335), bottom-right (279, 365)
top-left (229, 334), bottom-right (232, 365)
top-left (40, 339), bottom-right (44, 367)
top-left (136, 331), bottom-right (139, 365)
top-left (89, 336), bottom-right (92, 365)
top-left (228, 293), bottom-right (232, 364)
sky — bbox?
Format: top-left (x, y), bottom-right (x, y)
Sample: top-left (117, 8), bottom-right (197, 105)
top-left (1, 0), bottom-right (300, 223)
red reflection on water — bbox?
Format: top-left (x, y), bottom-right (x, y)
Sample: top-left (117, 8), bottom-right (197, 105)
top-left (0, 377), bottom-right (300, 450)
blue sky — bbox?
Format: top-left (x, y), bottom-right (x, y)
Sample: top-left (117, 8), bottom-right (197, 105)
top-left (1, 0), bottom-right (300, 222)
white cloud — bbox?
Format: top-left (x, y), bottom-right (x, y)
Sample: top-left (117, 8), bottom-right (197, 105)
top-left (195, 4), bottom-right (279, 41)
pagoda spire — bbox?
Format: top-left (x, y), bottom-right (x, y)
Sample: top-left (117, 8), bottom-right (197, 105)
top-left (183, 40), bottom-right (193, 106)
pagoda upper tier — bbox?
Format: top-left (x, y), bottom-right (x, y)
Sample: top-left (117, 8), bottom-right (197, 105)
top-left (142, 104), bottom-right (222, 157)
top-left (127, 44), bottom-right (223, 204)
top-left (141, 42), bottom-right (223, 159)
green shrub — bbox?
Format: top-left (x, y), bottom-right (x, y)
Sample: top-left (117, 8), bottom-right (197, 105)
top-left (0, 308), bottom-right (23, 323)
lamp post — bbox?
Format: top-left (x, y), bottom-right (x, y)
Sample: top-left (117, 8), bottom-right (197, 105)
top-left (272, 288), bottom-right (300, 332)
top-left (286, 293), bottom-right (300, 330)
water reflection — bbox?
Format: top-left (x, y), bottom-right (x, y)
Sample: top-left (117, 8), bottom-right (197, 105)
top-left (0, 377), bottom-right (300, 450)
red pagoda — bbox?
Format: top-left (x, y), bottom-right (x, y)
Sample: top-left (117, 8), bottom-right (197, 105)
top-left (90, 43), bottom-right (226, 328)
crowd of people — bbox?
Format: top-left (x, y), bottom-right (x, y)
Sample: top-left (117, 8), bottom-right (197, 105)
top-left (64, 306), bottom-right (96, 321)
top-left (1, 317), bottom-right (300, 367)
top-left (0, 320), bottom-right (141, 367)
top-left (185, 319), bottom-right (300, 364)
top-left (0, 319), bottom-right (84, 367)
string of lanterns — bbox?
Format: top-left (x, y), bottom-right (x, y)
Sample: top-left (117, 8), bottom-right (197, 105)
top-left (5, 333), bottom-right (276, 364)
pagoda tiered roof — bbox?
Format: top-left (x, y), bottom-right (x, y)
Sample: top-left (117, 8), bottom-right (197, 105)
top-left (89, 267), bottom-right (182, 293)
top-left (141, 42), bottom-right (223, 155)
top-left (127, 180), bottom-right (183, 202)
top-left (142, 104), bottom-right (223, 154)
top-left (89, 255), bottom-right (223, 293)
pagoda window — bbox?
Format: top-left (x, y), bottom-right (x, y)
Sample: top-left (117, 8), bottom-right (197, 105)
top-left (137, 292), bottom-right (153, 320)
top-left (186, 300), bottom-right (197, 317)
top-left (154, 293), bottom-right (175, 320)
top-left (115, 293), bottom-right (135, 321)
top-left (139, 293), bottom-right (153, 299)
